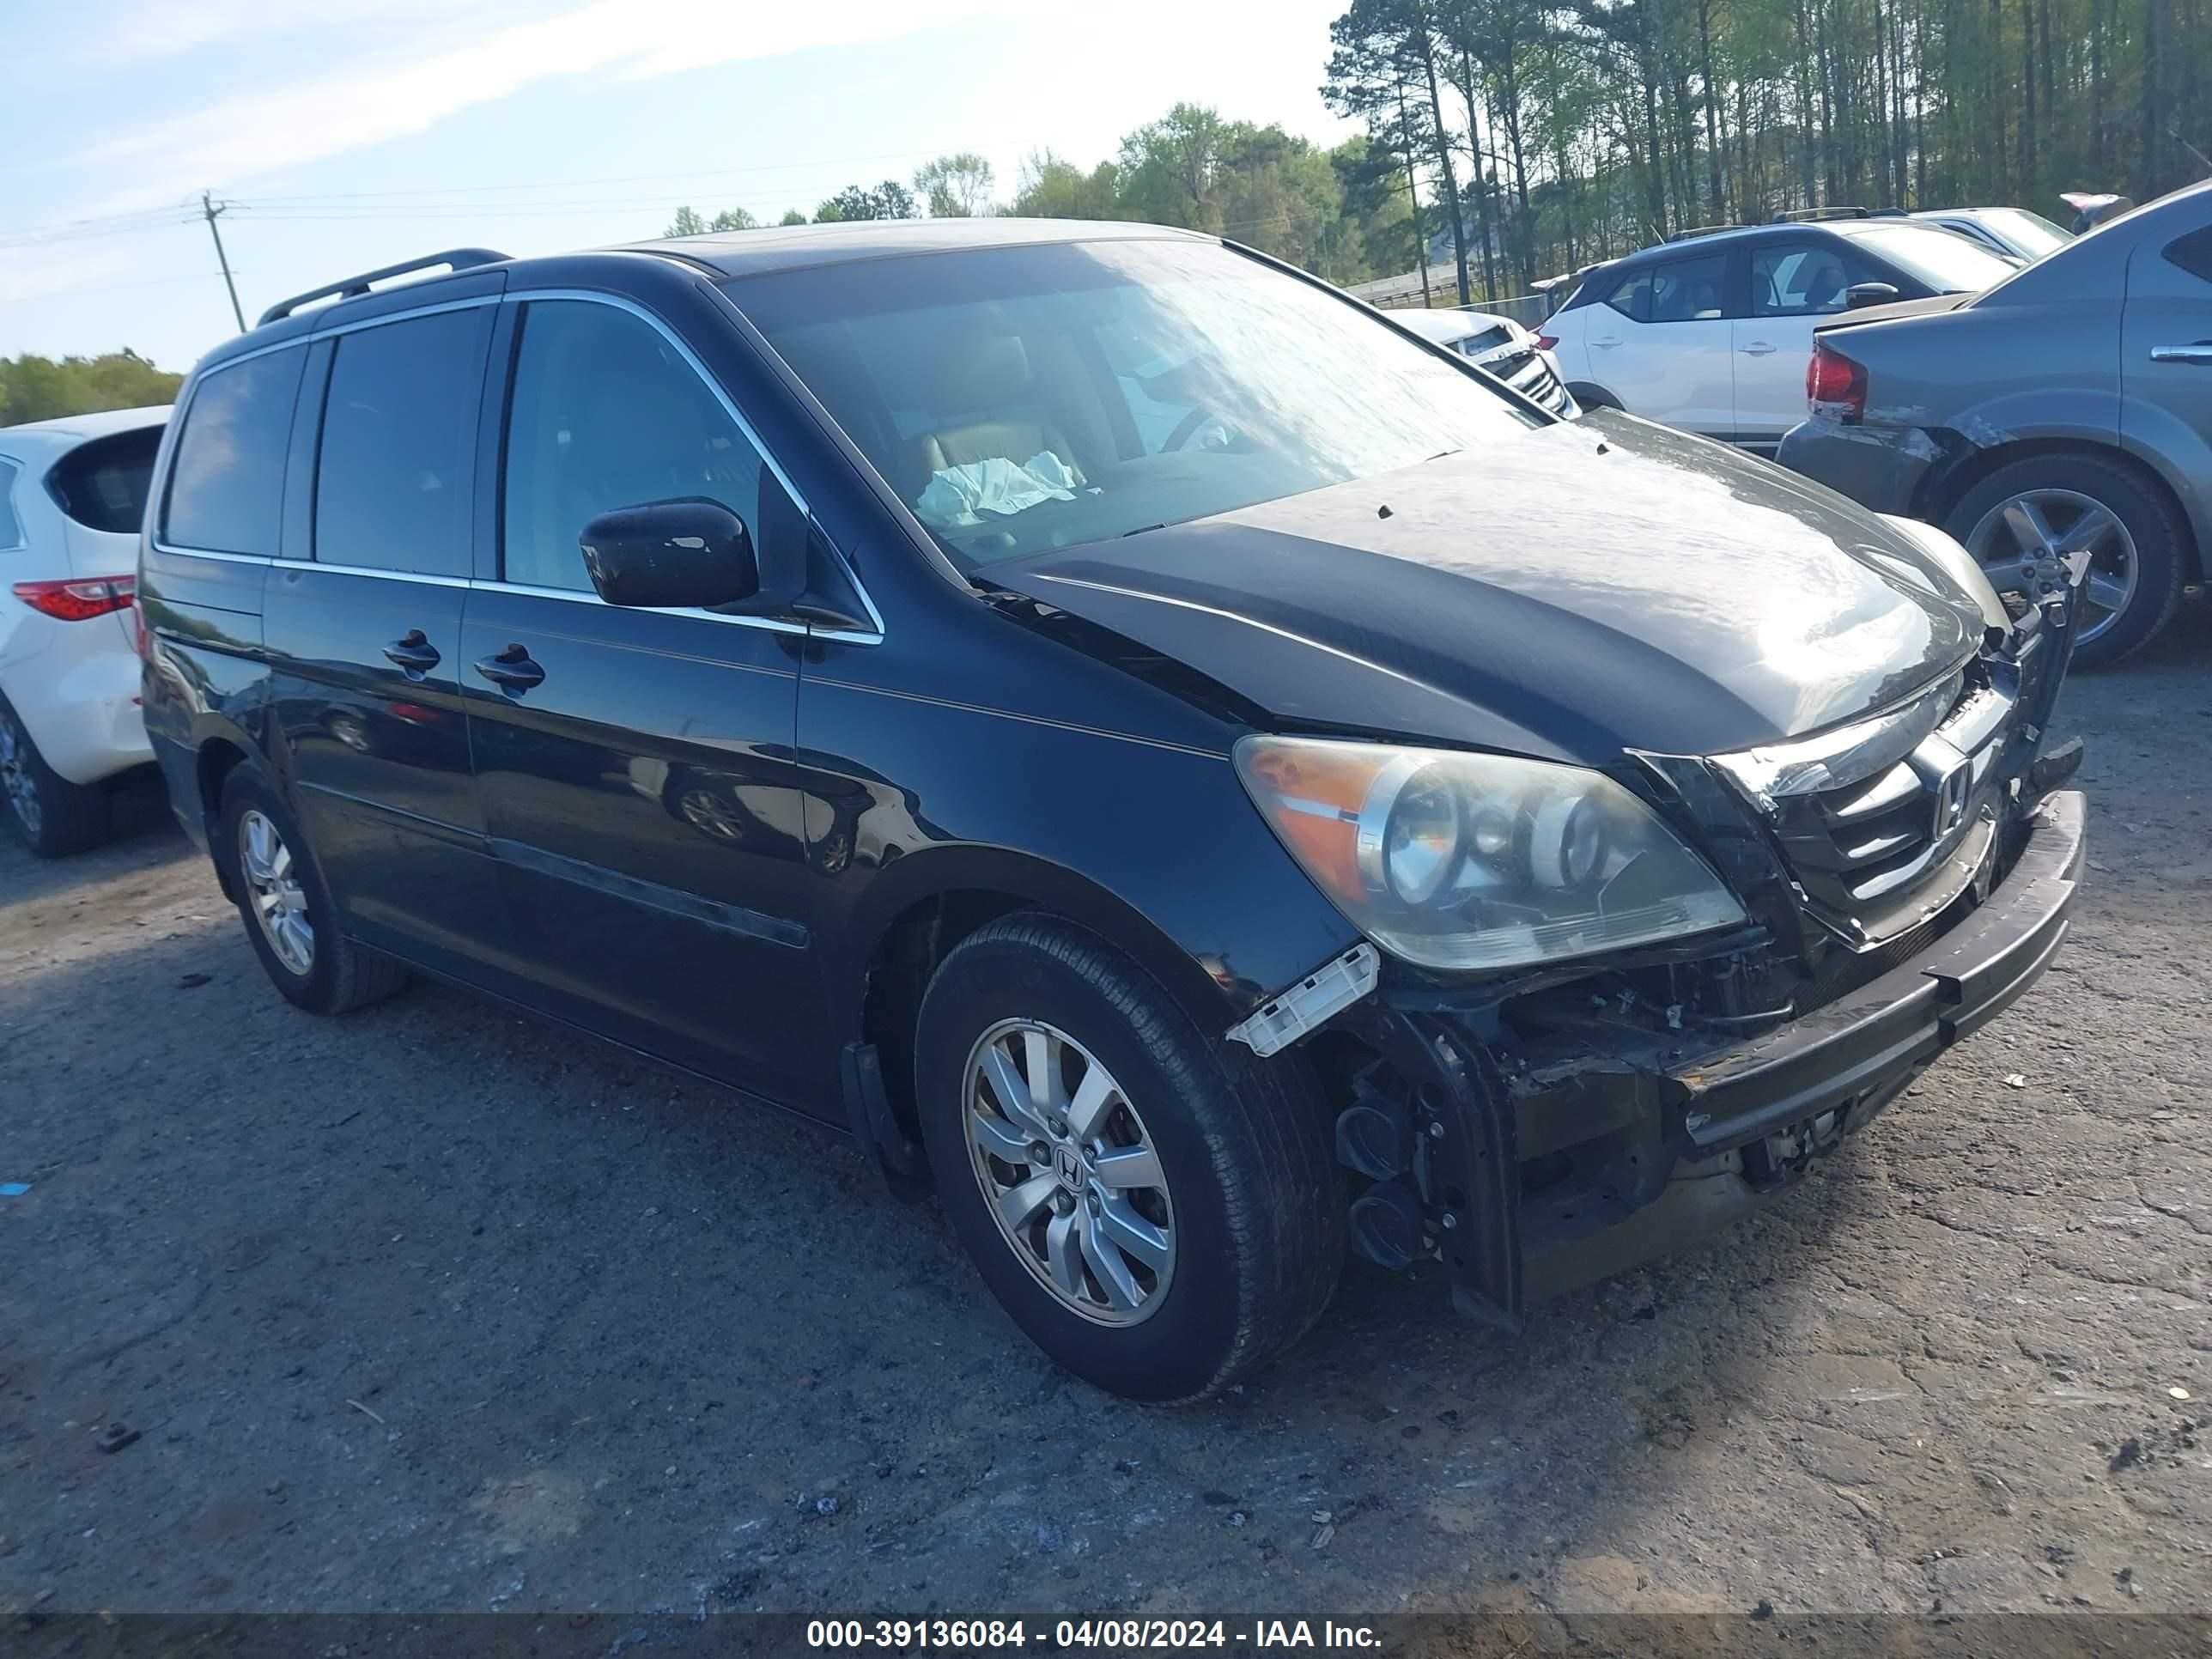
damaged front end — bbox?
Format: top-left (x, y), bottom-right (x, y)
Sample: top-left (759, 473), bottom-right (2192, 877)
top-left (1242, 557), bottom-right (2090, 1328)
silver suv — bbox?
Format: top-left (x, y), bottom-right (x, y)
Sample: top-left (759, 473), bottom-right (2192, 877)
top-left (1779, 180), bottom-right (2212, 666)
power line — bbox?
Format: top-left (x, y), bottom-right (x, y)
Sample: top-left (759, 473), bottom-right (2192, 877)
top-left (0, 211), bottom-right (202, 252)
top-left (233, 146), bottom-right (972, 205)
top-left (0, 200), bottom-right (199, 240)
top-left (8, 270), bottom-right (234, 303)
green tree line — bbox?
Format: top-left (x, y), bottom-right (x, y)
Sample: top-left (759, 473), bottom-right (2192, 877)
top-left (661, 124), bottom-right (1419, 287)
top-left (0, 350), bottom-right (182, 428)
top-left (1323, 0), bottom-right (2210, 305)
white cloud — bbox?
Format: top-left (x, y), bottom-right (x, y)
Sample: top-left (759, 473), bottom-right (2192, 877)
top-left (85, 0), bottom-right (1011, 213)
top-left (74, 0), bottom-right (522, 65)
top-left (0, 241), bottom-right (141, 307)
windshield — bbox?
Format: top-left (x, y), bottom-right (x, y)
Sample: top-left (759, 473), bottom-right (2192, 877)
top-left (726, 239), bottom-right (1541, 570)
top-left (1977, 208), bottom-right (2073, 258)
top-left (1841, 222), bottom-right (2022, 292)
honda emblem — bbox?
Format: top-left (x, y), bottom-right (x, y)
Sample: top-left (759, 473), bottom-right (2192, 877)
top-left (1932, 757), bottom-right (1972, 840)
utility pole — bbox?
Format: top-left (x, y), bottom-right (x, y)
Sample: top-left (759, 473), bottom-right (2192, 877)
top-left (200, 191), bottom-right (246, 333)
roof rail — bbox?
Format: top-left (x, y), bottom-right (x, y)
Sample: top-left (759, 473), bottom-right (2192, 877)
top-left (1666, 222), bottom-right (1750, 242)
top-left (256, 248), bottom-right (512, 327)
top-left (1771, 207), bottom-right (1873, 223)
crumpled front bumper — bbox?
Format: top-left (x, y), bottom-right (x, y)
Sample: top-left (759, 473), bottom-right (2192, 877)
top-left (1339, 788), bottom-right (2085, 1324)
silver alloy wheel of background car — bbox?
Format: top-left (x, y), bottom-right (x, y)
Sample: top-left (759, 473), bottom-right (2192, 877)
top-left (0, 710), bottom-right (40, 837)
top-left (238, 808), bottom-right (314, 976)
top-left (963, 1018), bottom-right (1176, 1326)
top-left (1966, 487), bottom-right (2138, 649)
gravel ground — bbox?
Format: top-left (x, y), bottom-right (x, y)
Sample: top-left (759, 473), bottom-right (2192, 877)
top-left (2, 623), bottom-right (2208, 1624)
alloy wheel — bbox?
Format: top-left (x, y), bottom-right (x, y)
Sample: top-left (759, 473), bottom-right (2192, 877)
top-left (1965, 487), bottom-right (2138, 649)
top-left (0, 710), bottom-right (39, 836)
top-left (238, 809), bottom-right (314, 975)
top-left (962, 1018), bottom-right (1176, 1326)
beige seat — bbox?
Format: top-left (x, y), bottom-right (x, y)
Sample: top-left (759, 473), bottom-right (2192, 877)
top-left (912, 332), bottom-right (1080, 478)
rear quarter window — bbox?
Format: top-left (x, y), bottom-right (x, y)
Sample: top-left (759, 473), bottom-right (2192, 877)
top-left (49, 427), bottom-right (162, 535)
top-left (165, 349), bottom-right (307, 556)
top-left (0, 459), bottom-right (21, 549)
top-left (1598, 268), bottom-right (1652, 322)
top-left (2166, 227), bottom-right (2212, 285)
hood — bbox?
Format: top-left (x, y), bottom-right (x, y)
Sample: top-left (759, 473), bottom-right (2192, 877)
top-left (989, 412), bottom-right (1983, 765)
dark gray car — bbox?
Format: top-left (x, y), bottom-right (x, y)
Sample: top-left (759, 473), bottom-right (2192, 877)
top-left (1778, 179), bottom-right (2212, 665)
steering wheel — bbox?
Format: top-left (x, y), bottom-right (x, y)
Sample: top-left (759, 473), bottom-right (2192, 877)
top-left (1162, 405), bottom-right (1225, 453)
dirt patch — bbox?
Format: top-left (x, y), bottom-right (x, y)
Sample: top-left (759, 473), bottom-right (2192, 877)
top-left (2, 617), bottom-right (2209, 1616)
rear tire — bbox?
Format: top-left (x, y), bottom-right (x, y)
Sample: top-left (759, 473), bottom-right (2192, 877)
top-left (915, 914), bottom-right (1343, 1401)
top-left (0, 692), bottom-right (110, 858)
top-left (216, 763), bottom-right (408, 1015)
top-left (1944, 452), bottom-right (2190, 669)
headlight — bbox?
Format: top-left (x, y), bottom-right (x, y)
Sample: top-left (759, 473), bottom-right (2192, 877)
top-left (1235, 736), bottom-right (1747, 972)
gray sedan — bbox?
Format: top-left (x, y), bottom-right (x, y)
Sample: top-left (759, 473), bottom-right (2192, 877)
top-left (1778, 179), bottom-right (2212, 665)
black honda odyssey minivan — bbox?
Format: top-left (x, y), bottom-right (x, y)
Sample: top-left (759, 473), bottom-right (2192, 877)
top-left (139, 221), bottom-right (2088, 1401)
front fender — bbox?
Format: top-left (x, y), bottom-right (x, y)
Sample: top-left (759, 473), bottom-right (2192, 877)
top-left (831, 842), bottom-right (1272, 1040)
top-left (797, 683), bottom-right (1362, 1048)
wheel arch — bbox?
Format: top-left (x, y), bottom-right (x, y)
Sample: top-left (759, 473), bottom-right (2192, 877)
top-left (1917, 435), bottom-right (2203, 582)
top-left (843, 847), bottom-right (1244, 1142)
top-left (1565, 380), bottom-right (1622, 410)
top-left (191, 726), bottom-right (258, 898)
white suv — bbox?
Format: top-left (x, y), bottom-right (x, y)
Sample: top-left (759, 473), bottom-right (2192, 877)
top-left (1537, 222), bottom-right (2018, 453)
top-left (0, 406), bottom-right (168, 855)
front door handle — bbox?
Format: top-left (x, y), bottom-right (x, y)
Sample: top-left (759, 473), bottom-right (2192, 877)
top-left (2149, 343), bottom-right (2212, 365)
top-left (473, 644), bottom-right (545, 692)
top-left (1741, 341), bottom-right (1778, 356)
top-left (381, 629), bottom-right (441, 675)
top-left (1592, 337), bottom-right (1621, 349)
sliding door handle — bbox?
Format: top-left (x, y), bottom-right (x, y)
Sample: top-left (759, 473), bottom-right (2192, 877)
top-left (381, 629), bottom-right (441, 675)
top-left (473, 644), bottom-right (545, 692)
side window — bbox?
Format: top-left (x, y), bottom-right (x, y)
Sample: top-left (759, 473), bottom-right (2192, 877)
top-left (2166, 227), bottom-right (2212, 285)
top-left (313, 307), bottom-right (491, 576)
top-left (1600, 269), bottom-right (1652, 323)
top-left (165, 349), bottom-right (304, 555)
top-left (0, 459), bottom-right (21, 550)
top-left (1646, 253), bottom-right (1731, 322)
top-left (501, 299), bottom-right (797, 593)
top-left (1751, 243), bottom-right (1861, 316)
top-left (49, 427), bottom-right (162, 535)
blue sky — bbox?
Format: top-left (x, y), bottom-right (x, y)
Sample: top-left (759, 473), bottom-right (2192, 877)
top-left (1, 0), bottom-right (1358, 374)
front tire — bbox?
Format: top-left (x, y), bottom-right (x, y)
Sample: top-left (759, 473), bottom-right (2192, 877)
top-left (216, 763), bottom-right (408, 1015)
top-left (0, 692), bottom-right (112, 857)
top-left (1945, 453), bottom-right (2190, 668)
top-left (915, 915), bottom-right (1342, 1401)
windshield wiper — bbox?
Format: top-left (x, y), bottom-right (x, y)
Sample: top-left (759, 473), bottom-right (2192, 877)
top-left (1121, 522), bottom-right (1168, 538)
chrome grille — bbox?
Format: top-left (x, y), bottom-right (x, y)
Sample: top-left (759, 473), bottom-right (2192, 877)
top-left (1477, 346), bottom-right (1571, 411)
top-left (1711, 669), bottom-right (2015, 941)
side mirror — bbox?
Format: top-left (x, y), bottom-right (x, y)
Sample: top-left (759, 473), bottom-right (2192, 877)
top-left (580, 498), bottom-right (776, 611)
top-left (1844, 282), bottom-right (1902, 310)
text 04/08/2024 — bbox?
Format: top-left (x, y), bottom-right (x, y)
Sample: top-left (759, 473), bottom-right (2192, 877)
top-left (804, 1619), bottom-right (1382, 1649)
